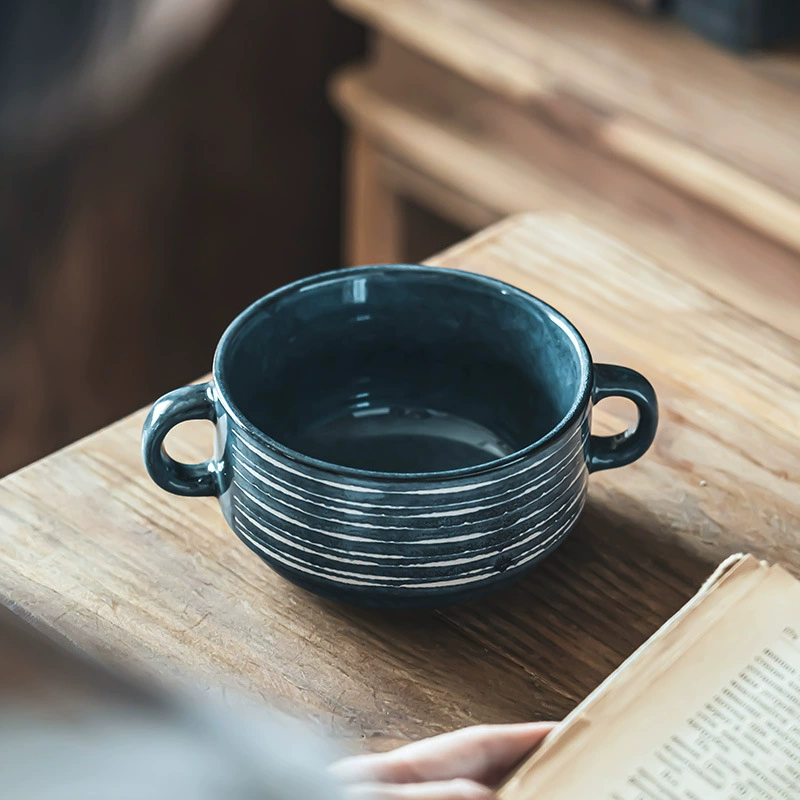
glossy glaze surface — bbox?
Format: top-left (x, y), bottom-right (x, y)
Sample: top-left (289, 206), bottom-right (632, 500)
top-left (216, 401), bottom-right (591, 607)
top-left (218, 267), bottom-right (588, 476)
top-left (143, 265), bottom-right (657, 608)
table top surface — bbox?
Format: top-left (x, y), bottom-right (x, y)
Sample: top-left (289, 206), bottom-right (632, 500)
top-left (1, 213), bottom-right (798, 749)
top-left (334, 0), bottom-right (800, 246)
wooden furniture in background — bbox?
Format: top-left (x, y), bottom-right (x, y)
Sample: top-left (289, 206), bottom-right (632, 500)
top-left (330, 0), bottom-right (800, 341)
top-left (0, 0), bottom-right (363, 477)
top-left (0, 214), bottom-right (797, 750)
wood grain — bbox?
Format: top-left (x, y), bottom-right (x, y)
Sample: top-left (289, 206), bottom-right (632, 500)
top-left (330, 42), bottom-right (800, 341)
top-left (345, 131), bottom-right (403, 265)
top-left (333, 0), bottom-right (800, 254)
top-left (0, 602), bottom-right (161, 715)
top-left (0, 215), bottom-right (798, 752)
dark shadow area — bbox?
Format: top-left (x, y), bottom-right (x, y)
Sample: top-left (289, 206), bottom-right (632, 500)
top-left (0, 0), bottom-right (365, 476)
top-left (304, 493), bottom-right (715, 734)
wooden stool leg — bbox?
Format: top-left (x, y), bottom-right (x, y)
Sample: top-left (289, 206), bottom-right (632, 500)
top-left (345, 132), bottom-right (403, 266)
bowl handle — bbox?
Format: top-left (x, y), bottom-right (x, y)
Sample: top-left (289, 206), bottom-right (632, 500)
top-left (588, 364), bottom-right (658, 473)
top-left (141, 382), bottom-right (219, 496)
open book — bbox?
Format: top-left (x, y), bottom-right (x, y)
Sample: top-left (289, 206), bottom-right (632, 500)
top-left (501, 554), bottom-right (800, 799)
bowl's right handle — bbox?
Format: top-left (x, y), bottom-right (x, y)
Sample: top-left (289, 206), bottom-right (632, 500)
top-left (588, 364), bottom-right (658, 473)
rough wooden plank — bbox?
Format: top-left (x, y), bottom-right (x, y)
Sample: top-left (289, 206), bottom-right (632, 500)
top-left (377, 151), bottom-right (498, 232)
top-left (0, 424), bottom-right (560, 750)
top-left (330, 52), bottom-right (800, 341)
top-left (333, 0), bottom-right (800, 252)
top-left (0, 215), bottom-right (798, 754)
top-left (345, 131), bottom-right (403, 265)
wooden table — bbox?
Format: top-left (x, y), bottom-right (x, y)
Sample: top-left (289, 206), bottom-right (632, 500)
top-left (1, 214), bottom-right (798, 750)
top-left (331, 0), bottom-right (800, 342)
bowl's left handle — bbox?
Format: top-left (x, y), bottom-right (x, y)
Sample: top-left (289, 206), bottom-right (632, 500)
top-left (142, 382), bottom-right (219, 497)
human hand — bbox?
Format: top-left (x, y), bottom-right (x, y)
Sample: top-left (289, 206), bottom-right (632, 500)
top-left (330, 722), bottom-right (556, 799)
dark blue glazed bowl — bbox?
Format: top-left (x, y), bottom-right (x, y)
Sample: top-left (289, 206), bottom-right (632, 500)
top-left (142, 265), bottom-right (657, 609)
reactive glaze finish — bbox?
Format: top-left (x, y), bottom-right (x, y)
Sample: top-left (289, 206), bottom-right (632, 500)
top-left (142, 266), bottom-right (657, 608)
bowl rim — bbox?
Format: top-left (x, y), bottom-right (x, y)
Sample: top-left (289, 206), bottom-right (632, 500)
top-left (212, 264), bottom-right (592, 483)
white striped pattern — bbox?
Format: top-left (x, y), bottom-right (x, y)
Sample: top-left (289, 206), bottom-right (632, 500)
top-left (234, 422), bottom-right (586, 496)
top-left (234, 497), bottom-right (585, 589)
top-left (225, 408), bottom-right (590, 595)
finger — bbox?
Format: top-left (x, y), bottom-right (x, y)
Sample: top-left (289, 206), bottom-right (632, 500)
top-left (343, 778), bottom-right (496, 799)
top-left (333, 723), bottom-right (556, 786)
top-left (330, 753), bottom-right (393, 784)
top-left (389, 723), bottom-right (556, 785)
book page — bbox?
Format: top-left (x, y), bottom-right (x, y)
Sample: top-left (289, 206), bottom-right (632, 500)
top-left (502, 556), bottom-right (800, 800)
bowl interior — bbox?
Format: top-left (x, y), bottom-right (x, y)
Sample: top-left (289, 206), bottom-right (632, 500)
top-left (219, 267), bottom-right (588, 475)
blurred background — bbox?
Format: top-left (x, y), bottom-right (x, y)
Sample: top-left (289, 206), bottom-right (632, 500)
top-left (2, 0), bottom-right (800, 477)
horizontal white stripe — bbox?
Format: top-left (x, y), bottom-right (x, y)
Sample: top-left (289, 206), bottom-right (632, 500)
top-left (236, 502), bottom-right (491, 569)
top-left (235, 508), bottom-right (493, 584)
top-left (234, 503), bottom-right (394, 567)
top-left (228, 442), bottom-right (583, 525)
top-left (232, 428), bottom-right (590, 511)
top-left (234, 497), bottom-right (584, 589)
top-left (233, 478), bottom-right (585, 571)
top-left (234, 498), bottom-right (414, 558)
top-left (235, 465), bottom-right (586, 543)
top-left (230, 426), bottom-right (588, 512)
top-left (234, 413), bottom-right (588, 496)
top-left (232, 480), bottom-right (580, 563)
top-left (232, 443), bottom-right (583, 528)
